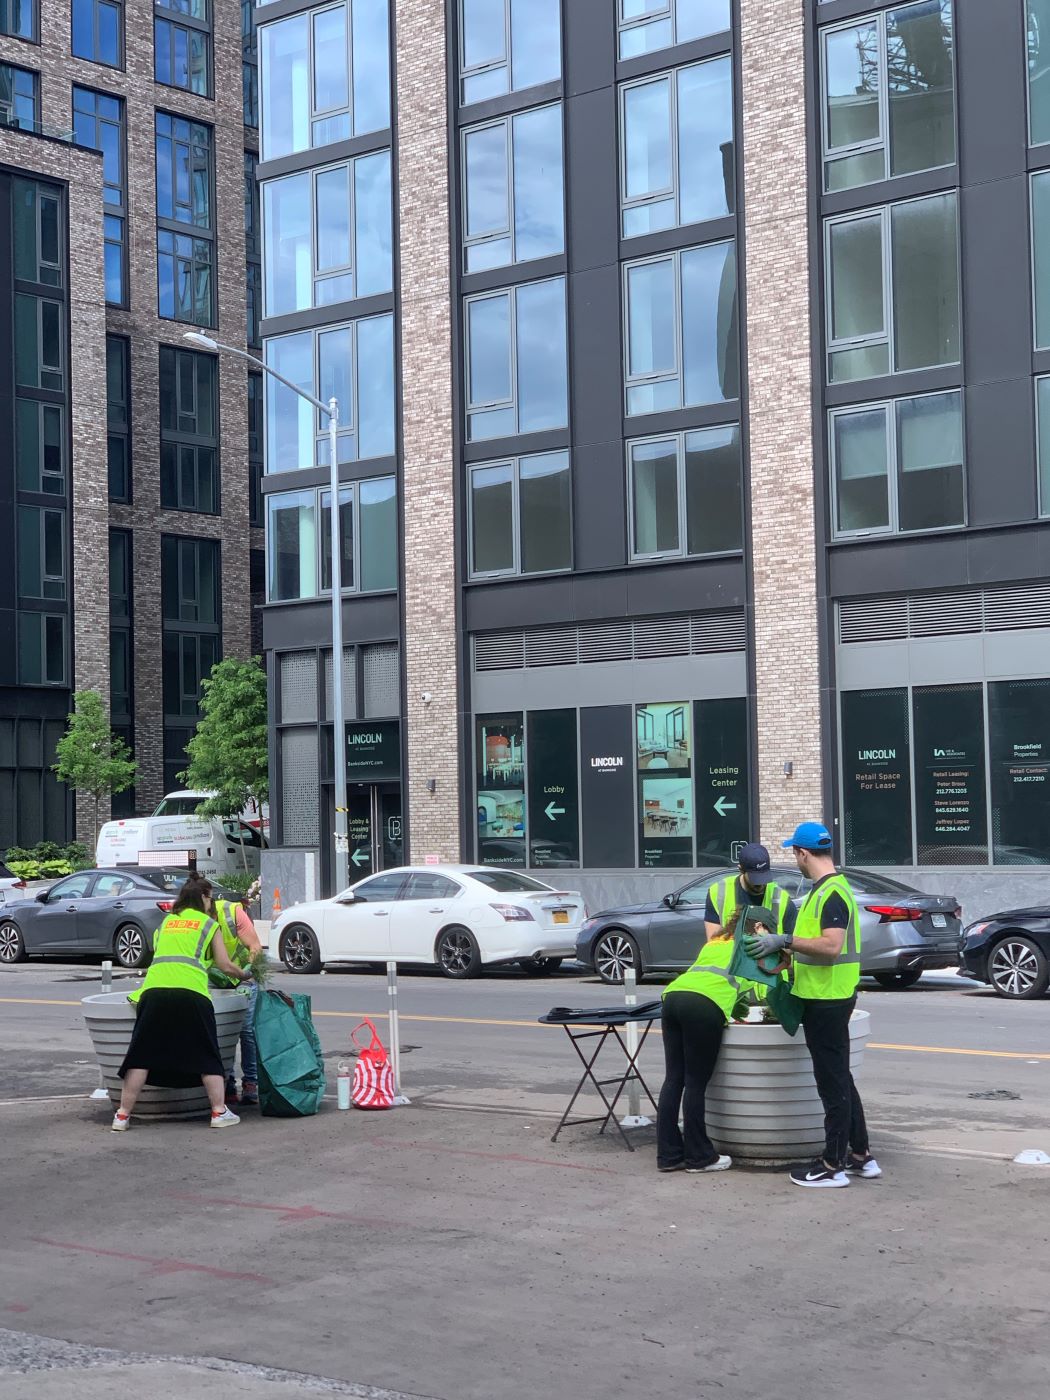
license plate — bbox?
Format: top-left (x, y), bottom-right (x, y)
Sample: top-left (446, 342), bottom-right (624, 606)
top-left (552, 910), bottom-right (569, 925)
top-left (931, 914), bottom-right (947, 929)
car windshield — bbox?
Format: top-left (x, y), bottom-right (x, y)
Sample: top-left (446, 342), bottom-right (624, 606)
top-left (467, 870), bottom-right (551, 893)
top-left (153, 797), bottom-right (204, 816)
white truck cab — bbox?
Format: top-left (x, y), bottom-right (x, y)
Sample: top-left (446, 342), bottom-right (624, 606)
top-left (95, 792), bottom-right (267, 878)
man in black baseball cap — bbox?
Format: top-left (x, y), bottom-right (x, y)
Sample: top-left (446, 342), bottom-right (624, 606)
top-left (703, 842), bottom-right (797, 943)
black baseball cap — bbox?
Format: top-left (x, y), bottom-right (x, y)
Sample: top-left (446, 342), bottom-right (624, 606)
top-left (737, 842), bottom-right (774, 885)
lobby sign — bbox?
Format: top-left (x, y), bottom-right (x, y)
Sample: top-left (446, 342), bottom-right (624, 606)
top-left (526, 709), bottom-right (580, 868)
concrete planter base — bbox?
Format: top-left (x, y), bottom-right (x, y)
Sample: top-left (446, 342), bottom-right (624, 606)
top-left (706, 1009), bottom-right (871, 1165)
top-left (82, 989), bottom-right (247, 1119)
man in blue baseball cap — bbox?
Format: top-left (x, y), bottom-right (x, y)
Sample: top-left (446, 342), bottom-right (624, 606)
top-left (744, 820), bottom-right (879, 1189)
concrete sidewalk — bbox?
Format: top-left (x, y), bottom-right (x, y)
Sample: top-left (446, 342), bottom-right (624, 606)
top-left (0, 1330), bottom-right (433, 1399)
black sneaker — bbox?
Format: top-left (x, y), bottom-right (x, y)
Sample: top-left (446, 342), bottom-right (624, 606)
top-left (845, 1153), bottom-right (882, 1180)
top-left (657, 1161), bottom-right (684, 1173)
top-left (790, 1158), bottom-right (850, 1189)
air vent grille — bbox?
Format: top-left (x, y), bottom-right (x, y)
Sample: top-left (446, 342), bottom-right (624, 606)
top-left (838, 582), bottom-right (1050, 644)
top-left (473, 611), bottom-right (745, 672)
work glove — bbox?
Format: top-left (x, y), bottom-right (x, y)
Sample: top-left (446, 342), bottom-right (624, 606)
top-left (743, 931), bottom-right (791, 959)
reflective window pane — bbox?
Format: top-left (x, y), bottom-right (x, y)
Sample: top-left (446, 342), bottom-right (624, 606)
top-left (631, 439), bottom-right (679, 555)
top-left (834, 407), bottom-right (889, 533)
top-left (468, 294), bottom-right (512, 411)
top-left (680, 241), bottom-right (737, 407)
top-left (319, 487), bottom-right (354, 591)
top-left (471, 463), bottom-right (515, 574)
top-left (267, 491), bottom-right (316, 600)
top-left (989, 679), bottom-right (1050, 865)
top-left (896, 390), bottom-right (964, 530)
top-left (516, 278), bottom-right (567, 432)
top-left (512, 105), bottom-right (564, 261)
top-left (465, 123), bottom-right (509, 241)
top-left (359, 477), bottom-right (397, 591)
top-left (891, 193), bottom-right (959, 371)
top-left (824, 21), bottom-right (881, 151)
top-left (684, 424), bottom-right (741, 553)
top-left (888, 2), bottom-right (955, 176)
top-left (1033, 172), bottom-right (1050, 349)
top-left (260, 14), bottom-right (308, 158)
top-left (356, 314), bottom-right (396, 459)
top-left (265, 333), bottom-right (313, 471)
top-left (354, 151), bottom-right (392, 297)
top-left (1030, 0), bottom-right (1050, 145)
top-left (623, 78), bottom-right (672, 205)
top-left (462, 0), bottom-right (505, 71)
top-left (509, 0), bottom-right (560, 91)
top-left (351, 0), bottom-right (390, 135)
top-left (828, 215), bottom-right (884, 343)
top-left (677, 56), bottom-right (734, 225)
top-left (626, 259), bottom-right (676, 379)
top-left (520, 451), bottom-right (570, 573)
top-left (263, 172), bottom-right (311, 315)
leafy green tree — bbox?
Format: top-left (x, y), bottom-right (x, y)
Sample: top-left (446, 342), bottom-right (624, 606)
top-left (52, 691), bottom-right (137, 846)
top-left (179, 656), bottom-right (269, 873)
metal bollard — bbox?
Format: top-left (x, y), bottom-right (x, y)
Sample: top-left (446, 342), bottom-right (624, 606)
top-left (620, 965), bottom-right (652, 1128)
top-left (90, 961), bottom-right (115, 1101)
top-left (386, 961), bottom-right (411, 1106)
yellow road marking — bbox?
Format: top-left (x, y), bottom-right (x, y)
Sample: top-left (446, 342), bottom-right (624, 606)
top-left (3, 997), bottom-right (1050, 1061)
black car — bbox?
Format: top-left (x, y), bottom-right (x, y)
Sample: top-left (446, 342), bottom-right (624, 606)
top-left (960, 907), bottom-right (1050, 998)
top-left (576, 865), bottom-right (961, 986)
top-left (0, 866), bottom-right (237, 970)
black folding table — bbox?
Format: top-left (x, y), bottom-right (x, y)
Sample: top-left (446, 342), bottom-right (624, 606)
top-left (539, 1003), bottom-right (662, 1152)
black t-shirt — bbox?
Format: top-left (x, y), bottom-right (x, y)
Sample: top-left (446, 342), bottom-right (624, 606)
top-left (704, 877), bottom-right (797, 934)
top-left (808, 873), bottom-right (850, 931)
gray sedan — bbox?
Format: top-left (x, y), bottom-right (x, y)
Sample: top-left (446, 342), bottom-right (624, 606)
top-left (0, 866), bottom-right (228, 970)
top-left (576, 866), bottom-right (961, 988)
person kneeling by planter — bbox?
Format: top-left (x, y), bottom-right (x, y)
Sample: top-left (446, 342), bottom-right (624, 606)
top-left (656, 916), bottom-right (765, 1174)
top-left (112, 872), bottom-right (250, 1132)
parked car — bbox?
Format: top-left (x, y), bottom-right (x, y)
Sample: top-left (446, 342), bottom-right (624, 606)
top-left (272, 865), bottom-right (587, 979)
top-left (576, 866), bottom-right (961, 987)
top-left (960, 907), bottom-right (1050, 999)
top-left (0, 866), bottom-right (239, 970)
top-left (0, 862), bottom-right (28, 903)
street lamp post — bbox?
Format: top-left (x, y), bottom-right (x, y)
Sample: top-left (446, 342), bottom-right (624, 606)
top-left (182, 332), bottom-right (349, 891)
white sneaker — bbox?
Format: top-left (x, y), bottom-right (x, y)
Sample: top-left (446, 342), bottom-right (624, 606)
top-left (846, 1154), bottom-right (882, 1179)
top-left (111, 1111), bottom-right (130, 1132)
top-left (687, 1155), bottom-right (732, 1173)
top-left (209, 1107), bottom-right (240, 1129)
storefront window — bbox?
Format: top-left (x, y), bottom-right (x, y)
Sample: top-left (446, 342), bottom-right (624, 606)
top-left (841, 688), bottom-right (913, 865)
top-left (476, 713), bottom-right (526, 865)
top-left (637, 702), bottom-right (693, 867)
top-left (913, 684), bottom-right (987, 865)
top-left (989, 680), bottom-right (1050, 864)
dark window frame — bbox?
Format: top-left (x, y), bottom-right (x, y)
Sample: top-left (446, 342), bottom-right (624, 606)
top-left (155, 110), bottom-right (215, 326)
top-left (71, 0), bottom-right (124, 69)
top-left (159, 344), bottom-right (219, 515)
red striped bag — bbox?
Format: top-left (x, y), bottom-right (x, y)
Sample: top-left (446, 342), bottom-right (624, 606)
top-left (350, 1019), bottom-right (395, 1110)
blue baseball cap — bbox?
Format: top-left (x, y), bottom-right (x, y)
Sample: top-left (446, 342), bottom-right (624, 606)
top-left (783, 821), bottom-right (833, 852)
top-left (737, 842), bottom-right (774, 884)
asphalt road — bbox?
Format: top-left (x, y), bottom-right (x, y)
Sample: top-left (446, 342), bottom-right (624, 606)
top-left (1, 961), bottom-right (1049, 1399)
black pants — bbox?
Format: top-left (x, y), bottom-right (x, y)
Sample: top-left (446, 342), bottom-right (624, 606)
top-left (656, 991), bottom-right (725, 1169)
top-left (801, 995), bottom-right (869, 1169)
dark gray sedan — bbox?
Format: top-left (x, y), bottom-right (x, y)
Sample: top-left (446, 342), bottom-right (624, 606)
top-left (0, 866), bottom-right (225, 969)
top-left (576, 865), bottom-right (961, 988)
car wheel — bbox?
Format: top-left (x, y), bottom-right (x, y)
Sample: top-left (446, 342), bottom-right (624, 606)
top-left (988, 935), bottom-right (1050, 999)
top-left (0, 921), bottom-right (26, 965)
top-left (593, 929), bottom-right (642, 985)
top-left (436, 926), bottom-right (482, 980)
top-left (518, 956), bottom-right (563, 976)
top-left (280, 924), bottom-right (322, 975)
top-left (872, 969), bottom-right (922, 989)
top-left (114, 923), bottom-right (150, 970)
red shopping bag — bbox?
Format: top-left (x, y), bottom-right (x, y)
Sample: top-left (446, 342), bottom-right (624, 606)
top-left (350, 1019), bottom-right (395, 1110)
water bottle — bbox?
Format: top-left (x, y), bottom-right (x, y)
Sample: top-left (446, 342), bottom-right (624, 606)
top-left (337, 1061), bottom-right (351, 1111)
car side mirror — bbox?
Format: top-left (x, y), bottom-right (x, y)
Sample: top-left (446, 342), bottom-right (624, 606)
top-left (36, 889), bottom-right (49, 903)
top-left (337, 893), bottom-right (359, 905)
top-left (663, 893), bottom-right (678, 909)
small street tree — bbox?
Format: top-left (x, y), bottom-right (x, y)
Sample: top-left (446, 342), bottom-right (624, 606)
top-left (52, 691), bottom-right (137, 847)
top-left (179, 656), bottom-right (269, 874)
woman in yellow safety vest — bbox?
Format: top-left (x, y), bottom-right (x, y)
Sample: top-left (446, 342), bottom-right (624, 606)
top-left (656, 903), bottom-right (783, 1173)
top-left (112, 872), bottom-right (249, 1132)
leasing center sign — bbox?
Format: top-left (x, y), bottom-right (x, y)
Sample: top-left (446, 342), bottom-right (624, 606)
top-left (346, 721), bottom-right (401, 782)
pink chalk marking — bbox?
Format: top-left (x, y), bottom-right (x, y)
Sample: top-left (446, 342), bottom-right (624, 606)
top-left (29, 1238), bottom-right (271, 1285)
top-left (167, 1193), bottom-right (401, 1227)
top-left (6, 1304), bottom-right (31, 1314)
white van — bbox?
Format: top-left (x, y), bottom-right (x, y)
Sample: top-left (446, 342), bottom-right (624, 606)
top-left (95, 812), bottom-right (265, 878)
top-left (152, 790), bottom-right (269, 836)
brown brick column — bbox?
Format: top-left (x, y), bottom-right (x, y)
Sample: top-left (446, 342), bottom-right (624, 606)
top-left (394, 1), bottom-right (462, 860)
top-left (739, 0), bottom-right (824, 848)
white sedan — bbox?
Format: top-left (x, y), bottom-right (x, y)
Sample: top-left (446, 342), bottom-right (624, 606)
top-left (271, 865), bottom-right (587, 979)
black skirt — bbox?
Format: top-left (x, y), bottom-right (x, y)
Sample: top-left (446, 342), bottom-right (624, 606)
top-left (119, 988), bottom-right (224, 1088)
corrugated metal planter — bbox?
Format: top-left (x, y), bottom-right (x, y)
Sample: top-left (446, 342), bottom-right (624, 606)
top-left (705, 1009), bottom-right (871, 1165)
top-left (82, 989), bottom-right (247, 1119)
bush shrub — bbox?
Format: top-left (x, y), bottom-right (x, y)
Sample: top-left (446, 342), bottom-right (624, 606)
top-left (3, 842), bottom-right (97, 881)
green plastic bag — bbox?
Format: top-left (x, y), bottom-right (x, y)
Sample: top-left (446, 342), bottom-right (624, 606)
top-left (727, 907), bottom-right (806, 1037)
top-left (254, 989), bottom-right (326, 1117)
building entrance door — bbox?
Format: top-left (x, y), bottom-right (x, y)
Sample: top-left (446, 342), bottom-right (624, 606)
top-left (347, 782), bottom-right (403, 878)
